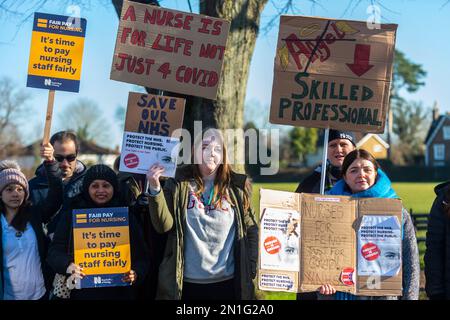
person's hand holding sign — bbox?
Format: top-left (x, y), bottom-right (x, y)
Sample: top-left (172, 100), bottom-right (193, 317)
top-left (66, 262), bottom-right (85, 289)
top-left (318, 284), bottom-right (336, 295)
top-left (122, 270), bottom-right (137, 284)
top-left (146, 164), bottom-right (165, 193)
top-left (40, 142), bottom-right (55, 162)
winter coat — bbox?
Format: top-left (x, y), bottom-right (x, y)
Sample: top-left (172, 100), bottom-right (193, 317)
top-left (117, 172), bottom-right (167, 300)
top-left (148, 166), bottom-right (259, 300)
top-left (0, 161), bottom-right (63, 299)
top-left (295, 163), bottom-right (342, 194)
top-left (29, 160), bottom-right (87, 236)
top-left (46, 194), bottom-right (150, 300)
top-left (424, 181), bottom-right (450, 299)
top-left (324, 169), bottom-right (420, 300)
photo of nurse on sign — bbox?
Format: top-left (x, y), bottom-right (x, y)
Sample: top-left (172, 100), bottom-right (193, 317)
top-left (260, 208), bottom-right (300, 272)
top-left (357, 215), bottom-right (402, 277)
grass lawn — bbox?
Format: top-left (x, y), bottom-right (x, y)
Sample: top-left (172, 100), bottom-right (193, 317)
top-left (251, 182), bottom-right (441, 300)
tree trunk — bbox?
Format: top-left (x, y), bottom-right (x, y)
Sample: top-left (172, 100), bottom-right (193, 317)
top-left (194, 0), bottom-right (268, 172)
top-left (112, 0), bottom-right (269, 173)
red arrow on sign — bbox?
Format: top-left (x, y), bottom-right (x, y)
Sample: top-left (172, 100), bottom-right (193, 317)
top-left (346, 44), bottom-right (374, 77)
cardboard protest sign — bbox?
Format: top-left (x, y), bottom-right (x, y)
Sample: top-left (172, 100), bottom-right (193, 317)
top-left (269, 16), bottom-right (397, 133)
top-left (73, 207), bottom-right (131, 288)
top-left (258, 189), bottom-right (403, 296)
top-left (260, 208), bottom-right (300, 272)
top-left (299, 194), bottom-right (356, 293)
top-left (259, 190), bottom-right (300, 293)
top-left (110, 0), bottom-right (230, 100)
top-left (119, 92), bottom-right (185, 177)
top-left (27, 12), bottom-right (87, 92)
top-left (355, 198), bottom-right (403, 296)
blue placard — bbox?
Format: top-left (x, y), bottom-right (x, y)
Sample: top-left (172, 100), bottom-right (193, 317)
top-left (72, 207), bottom-right (131, 289)
top-left (27, 12), bottom-right (87, 92)
top-left (32, 12), bottom-right (87, 37)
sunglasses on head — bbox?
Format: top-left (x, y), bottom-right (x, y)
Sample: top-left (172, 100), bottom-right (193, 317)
top-left (55, 154), bottom-right (77, 162)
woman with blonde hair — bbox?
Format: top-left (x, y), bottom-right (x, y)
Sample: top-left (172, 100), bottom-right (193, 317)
top-left (146, 128), bottom-right (258, 300)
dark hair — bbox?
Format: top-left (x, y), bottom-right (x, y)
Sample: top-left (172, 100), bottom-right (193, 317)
top-left (0, 200), bottom-right (32, 232)
top-left (50, 131), bottom-right (80, 154)
top-left (341, 149), bottom-right (380, 177)
top-left (113, 156), bottom-right (120, 172)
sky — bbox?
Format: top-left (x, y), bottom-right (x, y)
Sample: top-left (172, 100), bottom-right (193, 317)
top-left (1, 0), bottom-right (449, 149)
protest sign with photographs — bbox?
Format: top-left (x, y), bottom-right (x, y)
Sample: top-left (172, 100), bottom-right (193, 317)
top-left (119, 92), bottom-right (185, 177)
top-left (258, 189), bottom-right (403, 296)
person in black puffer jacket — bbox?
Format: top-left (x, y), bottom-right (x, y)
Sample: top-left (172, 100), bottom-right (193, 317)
top-left (425, 181), bottom-right (450, 300)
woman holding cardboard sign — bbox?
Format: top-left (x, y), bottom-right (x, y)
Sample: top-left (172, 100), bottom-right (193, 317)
top-left (319, 149), bottom-right (420, 300)
top-left (47, 164), bottom-right (149, 300)
top-left (146, 128), bottom-right (258, 300)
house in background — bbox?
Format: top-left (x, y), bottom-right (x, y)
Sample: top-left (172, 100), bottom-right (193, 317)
top-left (425, 101), bottom-right (450, 167)
top-left (10, 138), bottom-right (119, 172)
top-left (356, 134), bottom-right (389, 159)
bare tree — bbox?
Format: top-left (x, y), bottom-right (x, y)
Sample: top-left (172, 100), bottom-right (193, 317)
top-left (0, 77), bottom-right (30, 154)
top-left (59, 98), bottom-right (110, 145)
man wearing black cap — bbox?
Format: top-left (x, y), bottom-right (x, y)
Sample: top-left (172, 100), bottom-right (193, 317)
top-left (295, 129), bottom-right (356, 194)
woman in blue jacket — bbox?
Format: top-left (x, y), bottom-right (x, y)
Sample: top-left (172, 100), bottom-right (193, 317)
top-left (319, 149), bottom-right (420, 300)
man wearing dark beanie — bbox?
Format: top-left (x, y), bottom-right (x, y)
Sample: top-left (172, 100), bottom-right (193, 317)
top-left (295, 129), bottom-right (355, 300)
top-left (295, 129), bottom-right (356, 194)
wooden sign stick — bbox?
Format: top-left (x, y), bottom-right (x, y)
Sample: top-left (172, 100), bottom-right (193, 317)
top-left (43, 90), bottom-right (55, 144)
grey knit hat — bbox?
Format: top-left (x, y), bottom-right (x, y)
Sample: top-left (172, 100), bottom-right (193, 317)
top-left (0, 168), bottom-right (29, 199)
top-left (0, 160), bottom-right (21, 172)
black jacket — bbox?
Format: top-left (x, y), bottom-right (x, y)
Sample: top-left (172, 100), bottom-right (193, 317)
top-left (295, 164), bottom-right (341, 194)
top-left (424, 181), bottom-right (450, 300)
top-left (46, 194), bottom-right (150, 300)
top-left (0, 161), bottom-right (63, 298)
top-left (117, 172), bottom-right (167, 300)
top-left (29, 160), bottom-right (87, 236)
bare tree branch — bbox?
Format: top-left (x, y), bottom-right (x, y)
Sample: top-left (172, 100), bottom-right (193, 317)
top-left (0, 77), bottom-right (30, 147)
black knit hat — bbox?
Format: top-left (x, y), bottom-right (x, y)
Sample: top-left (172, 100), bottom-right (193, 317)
top-left (328, 130), bottom-right (356, 146)
top-left (82, 164), bottom-right (118, 198)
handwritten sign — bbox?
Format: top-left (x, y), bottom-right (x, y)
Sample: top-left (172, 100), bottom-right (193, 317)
top-left (110, 0), bottom-right (230, 100)
top-left (27, 12), bottom-right (87, 92)
top-left (300, 195), bottom-right (356, 293)
top-left (119, 92), bottom-right (185, 177)
top-left (73, 207), bottom-right (130, 288)
top-left (269, 16), bottom-right (397, 133)
top-left (258, 189), bottom-right (403, 296)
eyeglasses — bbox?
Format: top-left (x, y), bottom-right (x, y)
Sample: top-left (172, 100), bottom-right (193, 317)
top-left (55, 154), bottom-right (77, 163)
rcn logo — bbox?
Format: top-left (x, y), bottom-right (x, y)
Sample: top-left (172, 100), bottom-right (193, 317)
top-left (93, 276), bottom-right (102, 285)
top-left (44, 79), bottom-right (52, 86)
